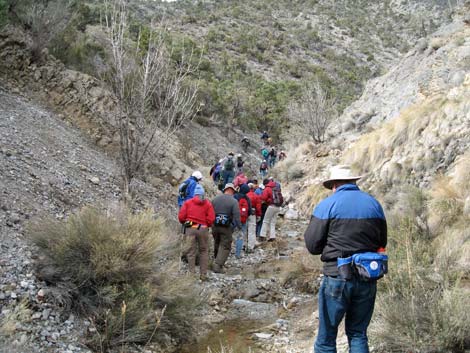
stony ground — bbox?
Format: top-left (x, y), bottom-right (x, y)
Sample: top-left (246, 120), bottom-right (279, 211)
top-left (176, 216), bottom-right (348, 353)
top-left (0, 88), bottom-right (121, 352)
top-left (0, 86), bottom-right (327, 353)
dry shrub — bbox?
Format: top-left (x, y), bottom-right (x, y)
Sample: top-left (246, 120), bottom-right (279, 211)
top-left (28, 207), bottom-right (197, 352)
top-left (0, 300), bottom-right (31, 336)
top-left (274, 155), bottom-right (304, 182)
top-left (372, 217), bottom-right (470, 352)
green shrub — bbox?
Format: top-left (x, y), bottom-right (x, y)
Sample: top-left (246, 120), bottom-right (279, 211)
top-left (28, 208), bottom-right (196, 352)
top-left (0, 0), bottom-right (7, 28)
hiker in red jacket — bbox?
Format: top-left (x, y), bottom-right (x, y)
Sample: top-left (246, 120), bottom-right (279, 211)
top-left (247, 183), bottom-right (262, 252)
top-left (178, 184), bottom-right (215, 281)
top-left (260, 179), bottom-right (282, 241)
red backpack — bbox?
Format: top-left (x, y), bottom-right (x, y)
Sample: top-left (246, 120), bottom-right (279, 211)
top-left (239, 197), bottom-right (250, 224)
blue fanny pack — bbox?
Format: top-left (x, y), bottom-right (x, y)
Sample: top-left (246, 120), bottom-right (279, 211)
top-left (338, 252), bottom-right (388, 281)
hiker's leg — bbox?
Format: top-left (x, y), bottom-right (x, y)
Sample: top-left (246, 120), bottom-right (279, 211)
top-left (268, 206), bottom-right (280, 239)
top-left (260, 205), bottom-right (275, 238)
top-left (215, 228), bottom-right (232, 267)
top-left (213, 228), bottom-right (220, 259)
top-left (247, 215), bottom-right (256, 250)
top-left (185, 228), bottom-right (197, 273)
top-left (198, 229), bottom-right (209, 276)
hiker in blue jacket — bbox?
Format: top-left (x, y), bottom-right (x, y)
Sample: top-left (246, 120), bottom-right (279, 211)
top-left (177, 170), bottom-right (203, 208)
top-left (304, 165), bottom-right (387, 353)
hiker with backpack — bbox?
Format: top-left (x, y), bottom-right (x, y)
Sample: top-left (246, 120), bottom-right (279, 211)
top-left (256, 181), bottom-right (267, 237)
top-left (233, 171), bottom-right (248, 189)
top-left (222, 152), bottom-right (236, 186)
top-left (261, 131), bottom-right (269, 143)
top-left (236, 154), bottom-right (244, 173)
top-left (211, 183), bottom-right (241, 273)
top-left (268, 147), bottom-right (277, 168)
top-left (261, 147), bottom-right (269, 160)
top-left (234, 184), bottom-right (253, 258)
top-left (303, 165), bottom-right (387, 352)
top-left (241, 136), bottom-right (250, 152)
top-left (259, 178), bottom-right (283, 241)
top-left (247, 183), bottom-right (262, 252)
top-left (178, 184), bottom-right (215, 281)
top-left (278, 150), bottom-right (287, 161)
top-left (259, 160), bottom-right (268, 178)
top-left (177, 170), bottom-right (203, 208)
top-left (210, 159), bottom-right (224, 185)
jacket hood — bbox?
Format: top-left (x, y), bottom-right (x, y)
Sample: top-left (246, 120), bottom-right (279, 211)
top-left (192, 195), bottom-right (206, 205)
top-left (239, 183), bottom-right (250, 194)
top-left (266, 181), bottom-right (276, 188)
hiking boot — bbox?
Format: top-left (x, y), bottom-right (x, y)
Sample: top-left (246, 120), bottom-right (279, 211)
top-left (211, 263), bottom-right (225, 274)
top-left (200, 274), bottom-right (209, 282)
top-left (268, 238), bottom-right (276, 242)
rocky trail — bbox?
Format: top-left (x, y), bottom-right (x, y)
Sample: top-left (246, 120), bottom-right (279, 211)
top-left (178, 216), bottom-right (324, 353)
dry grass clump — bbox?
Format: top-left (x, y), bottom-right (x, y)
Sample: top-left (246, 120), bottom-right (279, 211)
top-left (28, 207), bottom-right (197, 352)
top-left (344, 97), bottom-right (447, 183)
top-left (372, 215), bottom-right (470, 352)
top-left (296, 183), bottom-right (330, 216)
top-left (428, 175), bottom-right (463, 232)
top-left (0, 300), bottom-right (31, 336)
top-left (372, 182), bottom-right (470, 352)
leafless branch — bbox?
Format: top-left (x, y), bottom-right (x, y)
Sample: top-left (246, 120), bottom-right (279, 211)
top-left (104, 0), bottom-right (200, 195)
top-left (288, 79), bottom-right (337, 143)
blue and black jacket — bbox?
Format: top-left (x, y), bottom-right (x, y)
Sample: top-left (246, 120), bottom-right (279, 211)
top-left (304, 184), bottom-right (387, 276)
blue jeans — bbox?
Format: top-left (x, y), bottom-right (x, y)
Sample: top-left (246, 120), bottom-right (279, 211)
top-left (314, 276), bottom-right (377, 353)
top-left (235, 224), bottom-right (247, 258)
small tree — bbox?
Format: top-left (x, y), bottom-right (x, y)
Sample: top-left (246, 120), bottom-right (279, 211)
top-left (8, 0), bottom-right (72, 61)
top-left (104, 0), bottom-right (199, 196)
top-left (288, 79), bottom-right (337, 144)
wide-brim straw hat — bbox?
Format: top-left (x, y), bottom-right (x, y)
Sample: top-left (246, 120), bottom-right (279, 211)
top-left (223, 183), bottom-right (236, 192)
top-left (323, 165), bottom-right (362, 190)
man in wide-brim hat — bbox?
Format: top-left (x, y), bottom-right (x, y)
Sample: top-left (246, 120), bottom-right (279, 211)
top-left (322, 165), bottom-right (362, 190)
top-left (304, 165), bottom-right (387, 353)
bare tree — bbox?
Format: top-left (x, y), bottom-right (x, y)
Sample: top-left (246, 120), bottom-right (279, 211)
top-left (8, 0), bottom-right (72, 61)
top-left (288, 79), bottom-right (337, 143)
top-left (104, 0), bottom-right (199, 196)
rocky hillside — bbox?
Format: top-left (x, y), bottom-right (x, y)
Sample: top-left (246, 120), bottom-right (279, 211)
top-left (281, 9), bottom-right (469, 205)
top-left (41, 0), bottom-right (455, 138)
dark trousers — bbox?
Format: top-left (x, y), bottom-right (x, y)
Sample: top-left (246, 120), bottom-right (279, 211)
top-left (212, 225), bottom-right (234, 267)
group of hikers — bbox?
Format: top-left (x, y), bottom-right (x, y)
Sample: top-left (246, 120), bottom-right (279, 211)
top-left (177, 160), bottom-right (388, 352)
top-left (177, 169), bottom-right (284, 281)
